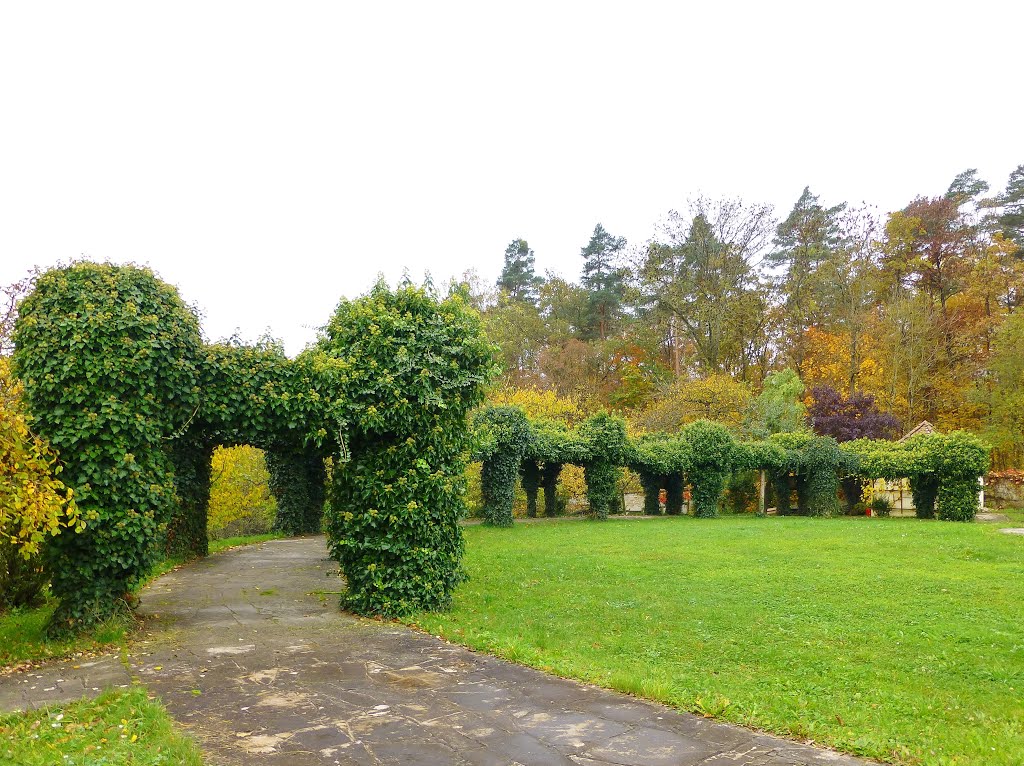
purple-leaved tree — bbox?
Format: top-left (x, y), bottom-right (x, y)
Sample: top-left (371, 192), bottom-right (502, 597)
top-left (808, 385), bottom-right (900, 443)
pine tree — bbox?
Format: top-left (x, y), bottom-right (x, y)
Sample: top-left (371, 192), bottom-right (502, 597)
top-left (580, 223), bottom-right (627, 340)
top-left (993, 164), bottom-right (1024, 249)
top-left (497, 239), bottom-right (543, 305)
top-left (766, 187), bottom-right (846, 375)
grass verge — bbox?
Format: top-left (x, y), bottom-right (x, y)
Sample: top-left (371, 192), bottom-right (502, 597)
top-left (0, 686), bottom-right (203, 765)
top-left (0, 603), bottom-right (133, 670)
top-left (409, 515), bottom-right (1024, 766)
top-left (208, 532), bottom-right (285, 554)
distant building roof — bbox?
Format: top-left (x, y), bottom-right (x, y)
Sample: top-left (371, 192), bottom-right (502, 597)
top-left (899, 421), bottom-right (936, 441)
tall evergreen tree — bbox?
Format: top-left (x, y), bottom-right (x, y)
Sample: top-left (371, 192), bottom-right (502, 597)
top-left (945, 168), bottom-right (989, 205)
top-left (580, 223), bottom-right (627, 340)
top-left (497, 238), bottom-right (543, 304)
top-left (766, 187), bottom-right (846, 375)
top-left (992, 164), bottom-right (1024, 249)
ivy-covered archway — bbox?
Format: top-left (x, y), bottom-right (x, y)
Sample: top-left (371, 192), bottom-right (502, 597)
top-left (13, 263), bottom-right (494, 632)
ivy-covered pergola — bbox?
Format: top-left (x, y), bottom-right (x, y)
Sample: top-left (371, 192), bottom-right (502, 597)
top-left (472, 406), bottom-right (990, 524)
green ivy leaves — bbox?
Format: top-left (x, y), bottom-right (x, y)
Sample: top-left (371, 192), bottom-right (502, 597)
top-left (319, 283), bottom-right (495, 617)
top-left (13, 263), bottom-right (203, 632)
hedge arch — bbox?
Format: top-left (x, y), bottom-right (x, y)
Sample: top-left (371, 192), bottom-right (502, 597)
top-left (528, 418), bottom-right (578, 517)
top-left (627, 434), bottom-right (691, 516)
top-left (13, 264), bottom-right (494, 632)
top-left (843, 432), bottom-right (989, 521)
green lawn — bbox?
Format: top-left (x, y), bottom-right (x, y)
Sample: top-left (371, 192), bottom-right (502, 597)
top-left (0, 687), bottom-right (203, 765)
top-left (410, 515), bottom-right (1024, 766)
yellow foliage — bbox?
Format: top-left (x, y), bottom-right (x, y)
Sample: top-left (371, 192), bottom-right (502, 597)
top-left (207, 445), bottom-right (277, 538)
top-left (638, 374), bottom-right (751, 434)
top-left (0, 358), bottom-right (83, 559)
top-left (487, 386), bottom-right (584, 425)
top-left (464, 461), bottom-right (483, 515)
top-left (559, 464), bottom-right (588, 505)
top-left (802, 327), bottom-right (888, 404)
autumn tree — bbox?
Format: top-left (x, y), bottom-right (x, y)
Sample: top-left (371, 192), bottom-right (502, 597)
top-left (487, 386), bottom-right (584, 425)
top-left (807, 385), bottom-right (899, 442)
top-left (639, 198), bottom-right (774, 380)
top-left (1, 357), bottom-right (83, 609)
top-left (207, 445), bottom-right (277, 539)
top-left (638, 373), bottom-right (752, 433)
top-left (980, 310), bottom-right (1024, 467)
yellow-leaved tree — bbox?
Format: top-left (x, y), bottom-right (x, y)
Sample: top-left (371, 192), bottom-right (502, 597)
top-left (207, 445), bottom-right (277, 539)
top-left (637, 374), bottom-right (752, 434)
top-left (1, 357), bottom-right (84, 609)
top-left (486, 386), bottom-right (585, 425)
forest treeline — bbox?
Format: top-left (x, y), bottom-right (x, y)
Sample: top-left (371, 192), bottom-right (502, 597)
top-left (451, 166), bottom-right (1024, 468)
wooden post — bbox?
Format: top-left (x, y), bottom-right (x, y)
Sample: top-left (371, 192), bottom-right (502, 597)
top-left (758, 469), bottom-right (766, 516)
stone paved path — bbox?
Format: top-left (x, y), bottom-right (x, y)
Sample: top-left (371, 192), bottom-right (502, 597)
top-left (0, 538), bottom-right (873, 765)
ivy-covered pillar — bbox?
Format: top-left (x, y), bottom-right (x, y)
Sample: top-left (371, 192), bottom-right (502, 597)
top-left (794, 474), bottom-right (810, 516)
top-left (796, 437), bottom-right (842, 517)
top-left (267, 448), bottom-right (326, 535)
top-left (772, 472), bottom-right (793, 514)
top-left (476, 407), bottom-right (530, 527)
top-left (583, 462), bottom-right (620, 520)
top-left (579, 413), bottom-right (628, 521)
top-left (167, 437), bottom-right (214, 558)
top-left (12, 263), bottom-right (203, 633)
top-left (682, 421), bottom-right (736, 519)
top-left (690, 470), bottom-right (726, 518)
top-left (936, 479), bottom-right (979, 521)
top-left (541, 462), bottom-right (563, 517)
top-left (840, 476), bottom-right (862, 515)
top-left (521, 459), bottom-right (541, 518)
top-left (638, 470), bottom-right (662, 515)
top-left (320, 282), bottom-right (495, 617)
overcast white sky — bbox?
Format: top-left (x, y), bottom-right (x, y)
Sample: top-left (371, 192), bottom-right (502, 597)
top-left (2, 2), bottom-right (1021, 354)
